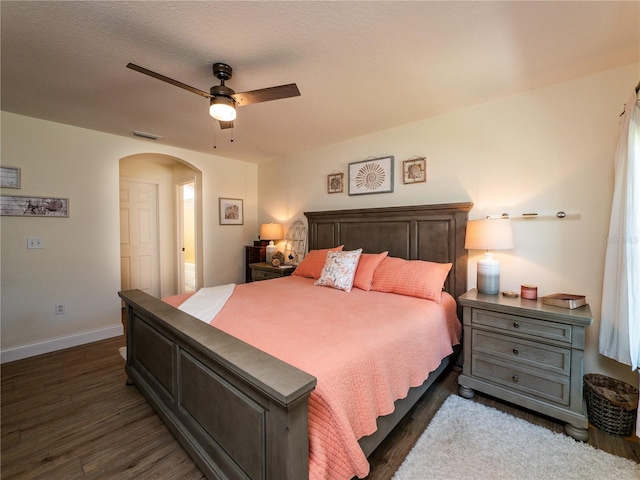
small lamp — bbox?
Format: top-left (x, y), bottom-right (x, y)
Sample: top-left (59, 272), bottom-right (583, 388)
top-left (260, 223), bottom-right (284, 263)
top-left (465, 218), bottom-right (514, 295)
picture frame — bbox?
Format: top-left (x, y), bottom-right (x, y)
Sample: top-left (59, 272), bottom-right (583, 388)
top-left (0, 167), bottom-right (21, 189)
top-left (402, 157), bottom-right (427, 184)
top-left (348, 156), bottom-right (394, 196)
top-left (327, 172), bottom-right (344, 194)
top-left (1, 195), bottom-right (69, 217)
top-left (219, 197), bottom-right (243, 225)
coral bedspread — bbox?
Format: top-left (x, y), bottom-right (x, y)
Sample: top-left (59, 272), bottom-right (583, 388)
top-left (165, 275), bottom-right (461, 480)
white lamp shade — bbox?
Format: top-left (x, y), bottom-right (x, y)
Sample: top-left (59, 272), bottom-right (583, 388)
top-left (465, 218), bottom-right (514, 251)
top-left (260, 223), bottom-right (284, 241)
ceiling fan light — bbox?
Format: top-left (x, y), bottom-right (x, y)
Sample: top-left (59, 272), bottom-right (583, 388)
top-left (209, 96), bottom-right (236, 121)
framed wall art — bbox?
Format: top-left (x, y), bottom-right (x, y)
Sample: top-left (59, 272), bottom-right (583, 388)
top-left (402, 156), bottom-right (427, 184)
top-left (0, 167), bottom-right (21, 189)
top-left (348, 156), bottom-right (394, 196)
top-left (1, 195), bottom-right (68, 217)
top-left (327, 172), bottom-right (344, 194)
top-left (219, 197), bottom-right (243, 225)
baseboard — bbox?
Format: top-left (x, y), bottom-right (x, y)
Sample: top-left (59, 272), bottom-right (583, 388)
top-left (0, 324), bottom-right (124, 364)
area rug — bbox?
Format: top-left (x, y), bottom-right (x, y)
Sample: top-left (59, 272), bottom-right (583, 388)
top-left (393, 395), bottom-right (639, 479)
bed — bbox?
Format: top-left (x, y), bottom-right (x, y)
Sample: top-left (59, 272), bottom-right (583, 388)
top-left (119, 202), bottom-right (472, 480)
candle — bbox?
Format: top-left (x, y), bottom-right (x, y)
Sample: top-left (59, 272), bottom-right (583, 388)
top-left (521, 284), bottom-right (538, 300)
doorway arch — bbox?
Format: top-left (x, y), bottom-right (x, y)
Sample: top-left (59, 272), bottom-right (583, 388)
top-left (119, 153), bottom-right (203, 298)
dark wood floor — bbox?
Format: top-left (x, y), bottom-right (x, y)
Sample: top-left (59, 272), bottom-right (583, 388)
top-left (2, 336), bottom-right (638, 479)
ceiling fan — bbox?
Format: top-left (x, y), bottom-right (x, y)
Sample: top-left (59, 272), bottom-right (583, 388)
top-left (127, 62), bottom-right (300, 129)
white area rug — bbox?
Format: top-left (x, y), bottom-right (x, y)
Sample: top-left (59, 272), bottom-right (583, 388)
top-left (118, 346), bottom-right (126, 360)
top-left (393, 395), bottom-right (639, 479)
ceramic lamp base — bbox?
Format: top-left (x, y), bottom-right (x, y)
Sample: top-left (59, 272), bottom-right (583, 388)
top-left (266, 241), bottom-right (276, 264)
top-left (477, 252), bottom-right (500, 295)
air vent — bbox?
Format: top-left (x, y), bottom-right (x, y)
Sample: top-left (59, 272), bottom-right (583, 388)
top-left (132, 131), bottom-right (161, 140)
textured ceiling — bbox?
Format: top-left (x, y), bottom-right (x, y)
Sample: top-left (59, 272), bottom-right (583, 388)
top-left (2, 1), bottom-right (639, 163)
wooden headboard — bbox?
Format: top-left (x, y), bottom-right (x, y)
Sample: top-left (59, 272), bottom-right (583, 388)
top-left (305, 202), bottom-right (473, 303)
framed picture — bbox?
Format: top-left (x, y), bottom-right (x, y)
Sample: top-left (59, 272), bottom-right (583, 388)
top-left (219, 197), bottom-right (243, 225)
top-left (0, 167), bottom-right (21, 189)
top-left (348, 156), bottom-right (394, 196)
top-left (402, 157), bottom-right (427, 184)
top-left (327, 172), bottom-right (344, 194)
top-left (1, 195), bottom-right (69, 217)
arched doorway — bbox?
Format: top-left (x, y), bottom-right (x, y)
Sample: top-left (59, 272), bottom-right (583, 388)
top-left (119, 153), bottom-right (203, 298)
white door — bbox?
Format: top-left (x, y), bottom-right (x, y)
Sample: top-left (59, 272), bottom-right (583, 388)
top-left (120, 179), bottom-right (160, 298)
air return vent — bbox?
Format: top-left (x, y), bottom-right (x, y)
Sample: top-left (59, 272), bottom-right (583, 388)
top-left (132, 131), bottom-right (161, 140)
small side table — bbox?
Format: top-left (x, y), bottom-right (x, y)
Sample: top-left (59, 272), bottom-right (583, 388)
top-left (249, 262), bottom-right (296, 282)
top-left (457, 289), bottom-right (593, 441)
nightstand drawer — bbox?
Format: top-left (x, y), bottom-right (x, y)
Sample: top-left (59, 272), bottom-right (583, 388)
top-left (472, 309), bottom-right (572, 344)
top-left (472, 330), bottom-right (571, 375)
top-left (472, 354), bottom-right (570, 405)
top-left (249, 263), bottom-right (296, 282)
top-left (251, 269), bottom-right (274, 281)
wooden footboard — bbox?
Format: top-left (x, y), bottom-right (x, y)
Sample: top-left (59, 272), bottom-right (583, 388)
top-left (119, 289), bottom-right (316, 480)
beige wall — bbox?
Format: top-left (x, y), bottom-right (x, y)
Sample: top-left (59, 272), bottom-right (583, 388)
top-left (2, 62), bottom-right (637, 387)
top-left (0, 114), bottom-right (258, 360)
top-left (258, 63), bottom-right (639, 385)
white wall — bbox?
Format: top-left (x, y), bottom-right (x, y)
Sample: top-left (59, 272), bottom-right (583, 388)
top-left (0, 113), bottom-right (258, 361)
top-left (258, 63), bottom-right (639, 385)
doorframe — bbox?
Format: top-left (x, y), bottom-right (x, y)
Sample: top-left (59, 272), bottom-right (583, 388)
top-left (177, 180), bottom-right (197, 294)
top-left (119, 154), bottom-right (203, 298)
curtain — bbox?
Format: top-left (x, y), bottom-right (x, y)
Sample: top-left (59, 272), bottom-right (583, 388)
top-left (599, 87), bottom-right (640, 436)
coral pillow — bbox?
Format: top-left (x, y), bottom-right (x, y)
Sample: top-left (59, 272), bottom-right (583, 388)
top-left (314, 249), bottom-right (363, 292)
top-left (353, 251), bottom-right (389, 291)
top-left (371, 256), bottom-right (452, 303)
top-left (292, 246), bottom-right (344, 279)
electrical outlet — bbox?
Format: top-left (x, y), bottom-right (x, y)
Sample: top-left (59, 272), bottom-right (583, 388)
top-left (55, 304), bottom-right (65, 315)
top-left (27, 237), bottom-right (44, 249)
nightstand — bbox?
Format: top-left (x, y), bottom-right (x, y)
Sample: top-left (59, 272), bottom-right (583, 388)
top-left (249, 262), bottom-right (296, 282)
top-left (457, 289), bottom-right (593, 441)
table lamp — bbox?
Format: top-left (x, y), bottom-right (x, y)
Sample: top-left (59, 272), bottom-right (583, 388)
top-left (465, 218), bottom-right (514, 295)
top-left (260, 223), bottom-right (284, 263)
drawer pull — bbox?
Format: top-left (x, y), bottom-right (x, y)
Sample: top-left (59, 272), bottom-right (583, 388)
top-left (512, 348), bottom-right (519, 355)
top-left (513, 321), bottom-right (520, 328)
top-left (512, 375), bottom-right (519, 383)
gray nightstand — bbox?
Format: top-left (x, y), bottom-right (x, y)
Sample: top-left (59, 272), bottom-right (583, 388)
top-left (248, 262), bottom-right (296, 282)
top-left (457, 289), bottom-right (593, 441)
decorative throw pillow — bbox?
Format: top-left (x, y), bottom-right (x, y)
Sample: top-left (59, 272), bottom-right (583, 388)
top-left (314, 248), bottom-right (363, 292)
top-left (292, 246), bottom-right (344, 279)
top-left (353, 251), bottom-right (389, 291)
top-left (371, 256), bottom-right (452, 303)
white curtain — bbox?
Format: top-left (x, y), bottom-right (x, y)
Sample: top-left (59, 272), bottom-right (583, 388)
top-left (599, 87), bottom-right (640, 436)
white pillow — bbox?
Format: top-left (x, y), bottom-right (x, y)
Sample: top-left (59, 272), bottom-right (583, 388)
top-left (314, 248), bottom-right (363, 292)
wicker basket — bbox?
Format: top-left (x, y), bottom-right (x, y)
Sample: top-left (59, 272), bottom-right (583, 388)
top-left (584, 373), bottom-right (638, 437)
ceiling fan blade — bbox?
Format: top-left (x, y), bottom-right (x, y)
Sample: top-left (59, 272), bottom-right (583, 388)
top-left (219, 120), bottom-right (234, 130)
top-left (127, 63), bottom-right (212, 99)
top-left (232, 83), bottom-right (300, 106)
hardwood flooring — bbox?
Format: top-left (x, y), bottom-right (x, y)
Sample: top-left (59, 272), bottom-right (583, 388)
top-left (1, 336), bottom-right (638, 479)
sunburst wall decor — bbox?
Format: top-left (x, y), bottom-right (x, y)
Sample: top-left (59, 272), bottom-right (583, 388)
top-left (348, 156), bottom-right (394, 196)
